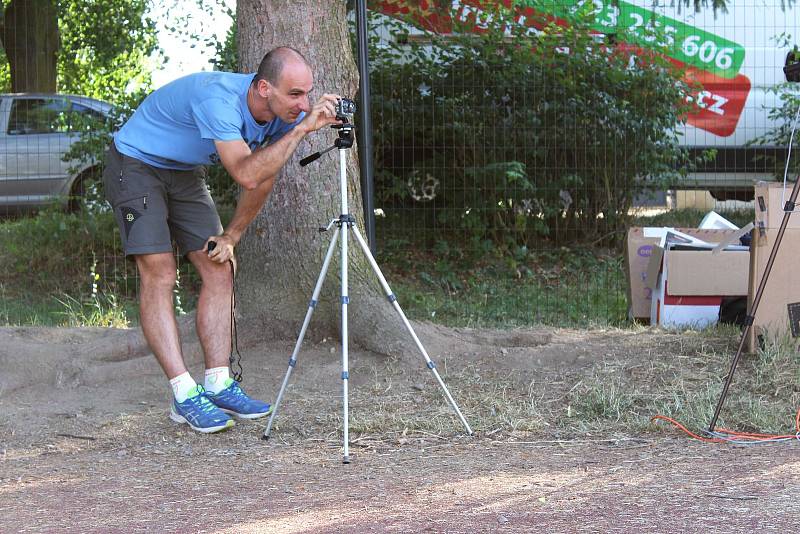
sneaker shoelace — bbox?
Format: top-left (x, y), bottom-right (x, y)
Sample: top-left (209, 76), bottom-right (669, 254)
top-left (223, 381), bottom-right (253, 406)
top-left (227, 381), bottom-right (245, 397)
top-left (189, 386), bottom-right (219, 414)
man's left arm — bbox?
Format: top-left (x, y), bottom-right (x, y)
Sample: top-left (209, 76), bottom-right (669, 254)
top-left (205, 176), bottom-right (275, 263)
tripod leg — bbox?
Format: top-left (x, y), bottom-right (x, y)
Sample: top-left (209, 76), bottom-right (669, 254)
top-left (708, 174), bottom-right (800, 431)
top-left (350, 225), bottom-right (473, 435)
top-left (340, 220), bottom-right (351, 463)
top-left (263, 230), bottom-right (339, 440)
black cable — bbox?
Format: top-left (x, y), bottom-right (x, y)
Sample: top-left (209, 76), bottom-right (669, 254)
top-left (228, 258), bottom-right (243, 383)
top-left (208, 240), bottom-right (243, 382)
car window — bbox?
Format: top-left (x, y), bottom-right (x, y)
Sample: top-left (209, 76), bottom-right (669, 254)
top-left (68, 102), bottom-right (107, 132)
top-left (7, 98), bottom-right (104, 135)
top-left (8, 98), bottom-right (68, 135)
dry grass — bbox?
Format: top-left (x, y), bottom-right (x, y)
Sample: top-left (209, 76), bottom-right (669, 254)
top-left (3, 325), bottom-right (796, 460)
top-left (265, 326), bottom-right (800, 442)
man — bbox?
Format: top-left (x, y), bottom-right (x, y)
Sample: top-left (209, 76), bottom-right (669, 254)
top-left (103, 47), bottom-right (342, 433)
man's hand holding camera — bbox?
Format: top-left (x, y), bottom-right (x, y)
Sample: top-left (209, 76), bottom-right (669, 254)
top-left (299, 93), bottom-right (345, 134)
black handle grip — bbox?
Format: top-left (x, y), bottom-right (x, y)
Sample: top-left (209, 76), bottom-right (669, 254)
top-left (207, 241), bottom-right (217, 252)
top-left (300, 152), bottom-right (321, 167)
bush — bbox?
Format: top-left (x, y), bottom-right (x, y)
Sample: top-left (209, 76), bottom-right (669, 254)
top-left (369, 5), bottom-right (695, 253)
top-left (0, 207), bottom-right (129, 292)
top-left (0, 207), bottom-right (200, 326)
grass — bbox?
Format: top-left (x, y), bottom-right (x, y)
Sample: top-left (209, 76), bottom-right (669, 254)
top-left (639, 334), bottom-right (800, 435)
top-left (558, 327), bottom-right (798, 436)
top-left (548, 326), bottom-right (798, 435)
top-left (376, 207), bottom-right (753, 328)
top-left (319, 324), bottom-right (799, 438)
top-left (381, 248), bottom-right (627, 328)
top-left (0, 206), bottom-right (210, 327)
top-left (54, 293), bottom-right (133, 328)
top-left (0, 285), bottom-right (139, 327)
top-left (0, 206), bottom-right (753, 329)
top-left (2, 205), bottom-right (796, 438)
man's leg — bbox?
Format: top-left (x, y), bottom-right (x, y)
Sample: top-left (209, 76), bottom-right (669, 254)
top-left (136, 251), bottom-right (234, 433)
top-left (135, 252), bottom-right (186, 378)
top-left (186, 249), bottom-right (233, 372)
top-left (102, 148), bottom-right (232, 434)
top-left (188, 249), bottom-right (273, 419)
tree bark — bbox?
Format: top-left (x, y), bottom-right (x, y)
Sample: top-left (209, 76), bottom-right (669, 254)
top-left (0, 0), bottom-right (59, 92)
top-left (237, 0), bottom-right (410, 356)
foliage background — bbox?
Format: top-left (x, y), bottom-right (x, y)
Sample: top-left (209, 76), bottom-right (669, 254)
top-left (0, 0), bottom-right (158, 97)
top-left (370, 6), bottom-right (695, 259)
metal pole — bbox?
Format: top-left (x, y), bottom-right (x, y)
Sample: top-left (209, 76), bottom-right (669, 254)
top-left (708, 102), bottom-right (800, 432)
top-left (708, 174), bottom-right (800, 431)
top-left (339, 148), bottom-right (351, 464)
top-left (355, 0), bottom-right (377, 255)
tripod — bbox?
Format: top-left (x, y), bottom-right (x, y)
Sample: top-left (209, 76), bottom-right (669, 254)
top-left (708, 98), bottom-right (800, 432)
top-left (262, 119), bottom-right (473, 462)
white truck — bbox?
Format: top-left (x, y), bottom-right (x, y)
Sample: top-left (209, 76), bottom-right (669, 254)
top-left (622, 0), bottom-right (799, 199)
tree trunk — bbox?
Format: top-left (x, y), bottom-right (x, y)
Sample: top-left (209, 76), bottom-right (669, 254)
top-left (237, 0), bottom-right (409, 356)
top-left (0, 0), bottom-right (59, 92)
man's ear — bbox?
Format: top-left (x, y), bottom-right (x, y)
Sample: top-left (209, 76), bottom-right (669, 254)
top-left (258, 78), bottom-right (271, 99)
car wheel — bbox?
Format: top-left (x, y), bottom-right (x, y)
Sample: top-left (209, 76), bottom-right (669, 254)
top-left (68, 168), bottom-right (102, 213)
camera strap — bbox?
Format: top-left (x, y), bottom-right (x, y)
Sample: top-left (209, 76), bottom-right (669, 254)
top-left (227, 259), bottom-right (244, 382)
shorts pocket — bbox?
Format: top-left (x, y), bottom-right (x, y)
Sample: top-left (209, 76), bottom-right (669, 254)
top-left (112, 193), bottom-right (149, 210)
top-left (113, 194), bottom-right (149, 241)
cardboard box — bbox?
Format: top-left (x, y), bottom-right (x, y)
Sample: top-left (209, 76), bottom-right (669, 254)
top-left (746, 227), bottom-right (800, 350)
top-left (625, 227), bottom-right (744, 321)
top-left (646, 245), bottom-right (749, 328)
top-left (754, 181), bottom-right (800, 233)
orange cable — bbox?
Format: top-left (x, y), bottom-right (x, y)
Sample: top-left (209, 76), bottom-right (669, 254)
top-left (650, 415), bottom-right (726, 443)
top-left (651, 408), bottom-right (800, 443)
top-left (715, 428), bottom-right (794, 439)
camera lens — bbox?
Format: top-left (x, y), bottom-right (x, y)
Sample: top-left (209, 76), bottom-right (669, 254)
top-left (337, 98), bottom-right (356, 115)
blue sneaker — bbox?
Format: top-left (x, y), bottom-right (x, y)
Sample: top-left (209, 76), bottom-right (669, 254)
top-left (207, 379), bottom-right (273, 419)
top-left (169, 385), bottom-right (234, 433)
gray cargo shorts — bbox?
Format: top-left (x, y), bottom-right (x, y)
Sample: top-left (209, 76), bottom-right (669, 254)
top-left (102, 141), bottom-right (223, 257)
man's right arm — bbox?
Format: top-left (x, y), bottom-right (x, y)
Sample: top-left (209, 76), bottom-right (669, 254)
top-left (214, 93), bottom-right (341, 190)
top-left (215, 128), bottom-right (306, 190)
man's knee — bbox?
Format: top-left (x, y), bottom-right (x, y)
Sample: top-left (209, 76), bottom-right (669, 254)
top-left (189, 251), bottom-right (234, 287)
top-left (135, 254), bottom-right (178, 290)
top-left (200, 260), bottom-right (234, 290)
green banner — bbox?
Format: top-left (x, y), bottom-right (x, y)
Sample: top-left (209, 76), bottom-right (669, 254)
top-left (519, 0), bottom-right (745, 78)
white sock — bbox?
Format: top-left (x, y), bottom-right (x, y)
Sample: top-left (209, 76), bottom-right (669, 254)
top-left (170, 372), bottom-right (197, 403)
top-left (204, 367), bottom-right (230, 394)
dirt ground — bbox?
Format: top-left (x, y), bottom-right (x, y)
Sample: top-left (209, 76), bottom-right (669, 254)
top-left (1, 321), bottom-right (798, 533)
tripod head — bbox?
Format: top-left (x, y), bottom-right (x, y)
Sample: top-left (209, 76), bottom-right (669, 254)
top-left (299, 119), bottom-right (355, 167)
top-left (333, 118), bottom-right (355, 148)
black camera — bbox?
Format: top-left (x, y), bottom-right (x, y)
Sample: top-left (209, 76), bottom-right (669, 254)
top-left (336, 98), bottom-right (356, 117)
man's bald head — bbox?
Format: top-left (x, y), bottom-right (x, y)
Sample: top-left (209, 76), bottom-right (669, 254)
top-left (254, 47), bottom-right (311, 86)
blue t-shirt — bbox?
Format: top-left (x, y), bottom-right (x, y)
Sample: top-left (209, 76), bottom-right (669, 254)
top-left (114, 72), bottom-right (304, 170)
